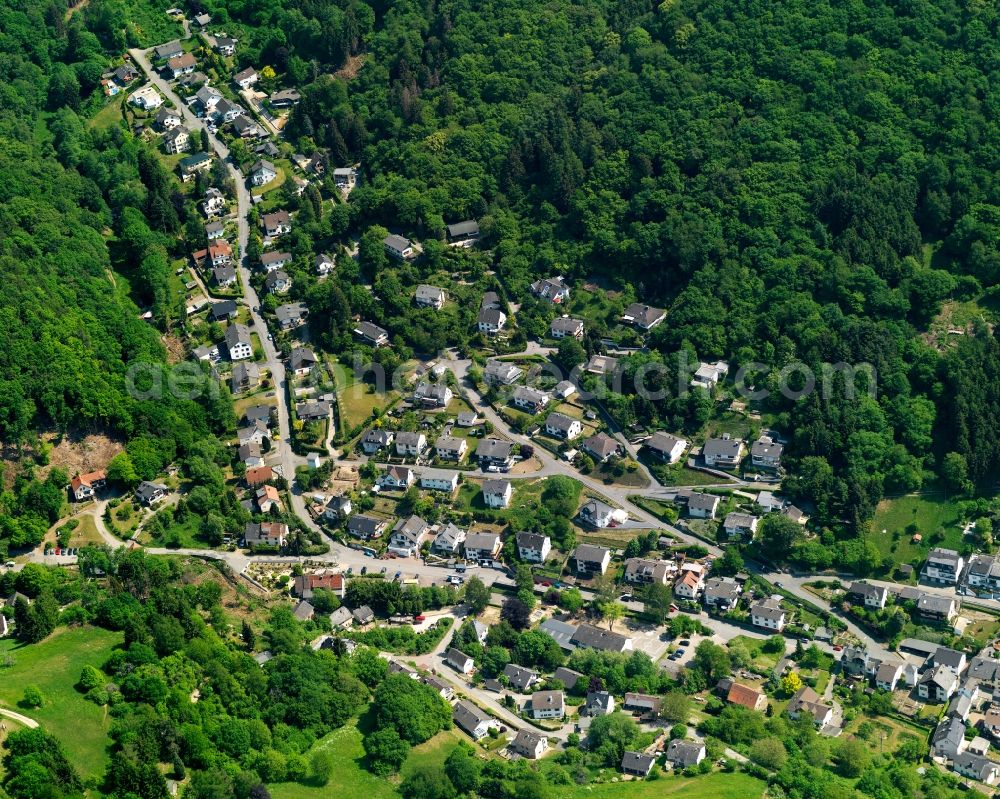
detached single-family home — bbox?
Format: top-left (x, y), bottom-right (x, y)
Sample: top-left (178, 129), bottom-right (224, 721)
top-left (419, 468), bottom-right (459, 492)
top-left (621, 752), bottom-right (655, 777)
top-left (233, 67), bottom-right (258, 89)
top-left (384, 234), bottom-right (414, 259)
top-left (260, 250), bottom-right (291, 272)
top-left (503, 664), bottom-right (539, 692)
top-left (512, 386), bottom-right (550, 414)
top-left (447, 648), bottom-right (475, 674)
top-left (362, 429), bottom-right (394, 454)
top-left (550, 317), bottom-right (584, 339)
top-left (482, 478), bottom-right (513, 508)
top-left (347, 514), bottom-right (389, 540)
top-left (917, 594), bottom-right (958, 622)
top-left (847, 581), bottom-right (889, 609)
top-left (315, 253), bottom-right (335, 275)
top-left (435, 435), bottom-right (467, 461)
top-left (967, 553), bottom-right (1000, 591)
top-left (579, 499), bottom-right (618, 529)
top-left (621, 302), bottom-right (665, 330)
top-left (703, 576), bottom-right (742, 611)
top-left (510, 730), bottom-right (548, 760)
top-left (322, 494), bottom-right (352, 522)
top-left (415, 284), bottom-right (447, 309)
top-left (623, 558), bottom-right (673, 586)
top-left (674, 569), bottom-right (704, 600)
top-left (483, 360), bottom-right (522, 386)
top-left (225, 323), bottom-right (253, 360)
top-left (750, 596), bottom-right (786, 631)
top-left (446, 220), bottom-right (480, 243)
top-left (574, 544), bottom-right (610, 575)
top-left (354, 321), bottom-right (389, 347)
top-left (875, 661), bottom-right (903, 692)
top-left (154, 40), bottom-right (184, 60)
top-left (275, 302), bottom-right (308, 330)
top-left (167, 52), bottom-right (197, 78)
top-left (751, 435), bottom-right (784, 470)
top-left (269, 88), bottom-right (301, 107)
top-left (666, 740), bottom-right (706, 769)
top-left (453, 701), bottom-right (494, 740)
top-left (922, 547), bottom-right (965, 585)
top-left (932, 716), bottom-right (967, 759)
top-left (623, 693), bottom-right (661, 716)
top-left (477, 308), bottom-right (507, 335)
top-left (690, 360), bottom-right (729, 390)
top-left (787, 686), bottom-right (833, 727)
top-left (413, 382), bottom-right (453, 407)
top-left (477, 438), bottom-right (514, 470)
top-left (195, 85), bottom-right (222, 111)
top-left (645, 432), bottom-right (688, 464)
top-left (723, 512), bottom-right (760, 540)
top-left (585, 354), bottom-right (618, 376)
top-left (155, 106), bottom-right (182, 130)
top-left (516, 532), bottom-right (551, 563)
top-left (71, 470), bottom-right (107, 502)
top-left (545, 412), bottom-right (582, 440)
top-left (530, 276), bottom-right (571, 303)
top-left (378, 466), bottom-right (415, 491)
top-left (687, 492), bottom-right (720, 519)
top-left (389, 515), bottom-right (430, 554)
top-left (464, 532), bottom-right (502, 562)
top-left (586, 691), bottom-right (616, 716)
top-left (264, 269), bottom-right (291, 294)
top-left (582, 432), bottom-right (620, 463)
top-left (702, 436), bottom-right (744, 468)
top-left (215, 37), bottom-right (237, 56)
top-left (918, 666), bottom-right (959, 702)
top-left (250, 159), bottom-right (278, 186)
top-left (528, 690), bottom-right (564, 720)
top-left (262, 210), bottom-right (292, 238)
top-left (244, 521), bottom-right (287, 548)
top-left (432, 523), bottom-right (466, 555)
top-left (130, 85), bottom-right (163, 110)
top-left (212, 265), bottom-right (237, 288)
top-left (725, 682), bottom-right (768, 712)
top-left (289, 347), bottom-right (317, 376)
top-left (954, 752), bottom-right (1000, 786)
top-left (395, 431), bottom-right (427, 457)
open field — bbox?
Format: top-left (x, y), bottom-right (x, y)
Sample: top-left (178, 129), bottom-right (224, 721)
top-left (0, 626), bottom-right (122, 780)
top-left (338, 386), bottom-right (398, 431)
top-left (550, 771), bottom-right (766, 799)
top-left (872, 494), bottom-right (965, 564)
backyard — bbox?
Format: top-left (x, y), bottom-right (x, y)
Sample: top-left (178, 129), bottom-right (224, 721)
top-left (871, 494), bottom-right (965, 564)
top-left (549, 771), bottom-right (765, 799)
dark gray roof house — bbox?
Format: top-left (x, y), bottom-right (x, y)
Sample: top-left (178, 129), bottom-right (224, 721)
top-left (502, 664), bottom-right (539, 691)
top-left (621, 751), bottom-right (655, 776)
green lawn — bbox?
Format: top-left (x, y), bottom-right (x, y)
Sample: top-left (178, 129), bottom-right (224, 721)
top-left (400, 728), bottom-right (467, 777)
top-left (551, 771), bottom-right (765, 799)
top-left (0, 626), bottom-right (123, 779)
top-left (90, 97), bottom-right (125, 131)
top-left (872, 494), bottom-right (965, 564)
top-left (338, 385), bottom-right (398, 432)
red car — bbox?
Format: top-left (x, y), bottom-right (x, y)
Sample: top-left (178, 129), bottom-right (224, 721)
top-left (414, 615), bottom-right (426, 622)
top-left (832, 645), bottom-right (843, 651)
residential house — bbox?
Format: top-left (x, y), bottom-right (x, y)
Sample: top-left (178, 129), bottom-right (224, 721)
top-left (447, 648), bottom-right (475, 674)
top-left (579, 499), bottom-right (618, 529)
top-left (550, 317), bottom-right (584, 339)
top-left (787, 686), bottom-right (833, 727)
top-left (419, 468), bottom-right (459, 493)
top-left (315, 253), bottom-right (334, 275)
top-left (572, 623), bottom-right (632, 652)
top-left (530, 276), bottom-right (571, 303)
top-left (264, 269), bottom-right (291, 294)
top-left (723, 512), bottom-right (760, 540)
top-left (932, 717), bottom-right (967, 759)
top-left (224, 323), bottom-right (253, 360)
top-left (215, 36), bottom-right (237, 56)
top-left (875, 661), bottom-right (904, 692)
top-left (347, 514), bottom-right (388, 540)
top-left (233, 67), bottom-right (258, 88)
top-left (585, 354), bottom-right (618, 376)
top-left (503, 664), bottom-right (539, 692)
top-left (136, 480), bottom-right (169, 505)
top-left (953, 752), bottom-right (1000, 786)
top-left (395, 431), bottom-right (427, 457)
top-left (645, 432), bottom-right (688, 464)
top-left (482, 479), bottom-right (513, 508)
top-left (293, 572), bottom-right (345, 600)
top-left (162, 125), bottom-right (190, 153)
top-left (384, 234), bottom-right (414, 259)
top-left (477, 308), bottom-right (507, 335)
top-left (167, 52), bottom-right (197, 78)
top-left (457, 411), bottom-right (480, 427)
top-left (322, 494), bottom-right (352, 522)
top-left (155, 107), bottom-right (182, 130)
top-left (476, 438), bottom-right (515, 470)
top-left (244, 522), bottom-right (287, 548)
top-left (917, 594), bottom-right (958, 622)
top-left (389, 515), bottom-right (430, 555)
top-left (545, 412), bottom-right (582, 440)
top-left (431, 523), bottom-right (467, 555)
top-left (510, 730), bottom-right (547, 760)
top-left (555, 667), bottom-right (585, 691)
top-left (333, 167), bottom-right (358, 187)
top-left (296, 400), bottom-right (331, 421)
top-left (621, 752), bottom-right (655, 777)
top-left (687, 492), bottom-right (720, 519)
top-left (623, 558), bottom-right (673, 587)
top-left (586, 691), bottom-right (615, 716)
top-left (703, 577), bottom-right (742, 611)
top-left (702, 436), bottom-right (744, 468)
top-left (555, 381), bottom-right (577, 400)
top-left (464, 533), bottom-right (502, 563)
top-left (516, 532), bottom-right (551, 563)
top-left (195, 85), bottom-right (222, 111)
top-left (354, 321), bottom-right (389, 347)
top-left (154, 40), bottom-right (184, 60)
top-left (435, 435), bottom-right (467, 461)
top-left (269, 88), bottom-right (301, 107)
top-left (352, 606), bottom-right (375, 625)
top-left (361, 429), bottom-right (394, 454)
top-left (113, 63), bottom-right (139, 84)
top-left (259, 250), bottom-right (291, 272)
top-left (446, 220), bottom-right (480, 243)
top-left (751, 435), bottom-right (784, 470)
top-left (413, 382), bottom-right (453, 407)
top-left (918, 666), bottom-right (959, 702)
top-left (581, 432), bottom-right (620, 463)
top-left (621, 302), bottom-right (665, 330)
top-left (70, 470), bottom-right (107, 501)
top-left (179, 152), bottom-right (212, 181)
top-left (512, 386), bottom-right (550, 414)
top-left (922, 548), bottom-right (965, 585)
top-left (453, 701), bottom-right (494, 740)
top-left (690, 360), bottom-right (729, 390)
top-left (847, 581), bottom-right (889, 609)
top-left (422, 675), bottom-right (454, 701)
top-left (725, 682), bottom-right (768, 712)
top-left (540, 619), bottom-right (579, 651)
top-left (967, 553), bottom-right (1000, 592)
top-left (378, 466), bottom-right (415, 491)
top-left (244, 466), bottom-right (273, 487)
top-left (212, 265), bottom-right (237, 288)
top-left (528, 690), bottom-right (564, 720)
top-left (623, 693), bottom-right (661, 716)
top-left (275, 302), bottom-right (308, 330)
top-left (933, 647), bottom-right (968, 674)
top-left (750, 596), bottom-right (786, 631)
top-left (483, 360), bottom-right (522, 386)
top-left (255, 484), bottom-right (282, 513)
top-left (756, 490), bottom-right (785, 513)
top-left (238, 419), bottom-right (269, 446)
top-left (415, 284), bottom-right (447, 309)
top-left (947, 692), bottom-right (974, 722)
top-left (665, 740), bottom-right (706, 769)
top-left (193, 13), bottom-right (211, 25)
top-left (289, 347), bottom-right (316, 376)
top-left (674, 569), bottom-right (704, 600)
top-left (480, 291), bottom-right (502, 310)
top-left (249, 159), bottom-right (277, 186)
top-left (574, 544), bottom-right (611, 575)
top-left (262, 210), bottom-right (292, 237)
top-left (130, 85), bottom-right (163, 110)
top-left (238, 441), bottom-right (264, 468)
